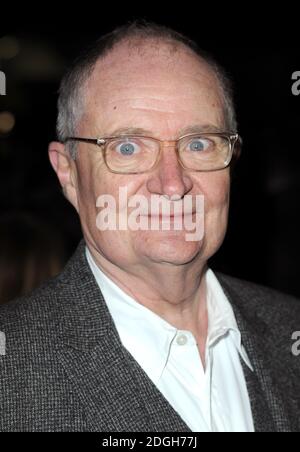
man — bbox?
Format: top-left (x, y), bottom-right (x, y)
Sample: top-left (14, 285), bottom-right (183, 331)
top-left (0, 22), bottom-right (300, 432)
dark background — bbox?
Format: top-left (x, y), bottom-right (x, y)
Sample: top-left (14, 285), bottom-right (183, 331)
top-left (0, 12), bottom-right (300, 297)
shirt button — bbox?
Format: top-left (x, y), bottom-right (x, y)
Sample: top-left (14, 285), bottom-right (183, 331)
top-left (176, 334), bottom-right (188, 346)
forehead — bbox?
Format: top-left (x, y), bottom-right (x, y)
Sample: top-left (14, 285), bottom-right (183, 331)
top-left (82, 40), bottom-right (224, 134)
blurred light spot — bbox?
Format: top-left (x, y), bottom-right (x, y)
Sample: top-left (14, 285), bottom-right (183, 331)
top-left (0, 36), bottom-right (20, 60)
top-left (0, 112), bottom-right (15, 134)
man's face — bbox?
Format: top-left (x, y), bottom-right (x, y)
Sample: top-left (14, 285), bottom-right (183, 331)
top-left (70, 41), bottom-right (231, 268)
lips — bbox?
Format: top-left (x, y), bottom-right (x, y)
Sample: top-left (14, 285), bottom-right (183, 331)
top-left (142, 212), bottom-right (195, 220)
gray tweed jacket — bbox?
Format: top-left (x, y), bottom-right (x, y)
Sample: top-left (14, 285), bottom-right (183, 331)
top-left (0, 240), bottom-right (300, 432)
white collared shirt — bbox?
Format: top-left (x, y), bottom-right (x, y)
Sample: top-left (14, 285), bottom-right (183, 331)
top-left (86, 247), bottom-right (255, 432)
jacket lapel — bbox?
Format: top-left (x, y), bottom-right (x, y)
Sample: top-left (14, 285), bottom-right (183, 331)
top-left (55, 241), bottom-right (191, 432)
top-left (217, 274), bottom-right (297, 432)
top-left (54, 240), bottom-right (296, 432)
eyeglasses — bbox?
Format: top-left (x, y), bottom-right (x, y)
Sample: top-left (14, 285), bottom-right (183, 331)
top-left (64, 132), bottom-right (241, 174)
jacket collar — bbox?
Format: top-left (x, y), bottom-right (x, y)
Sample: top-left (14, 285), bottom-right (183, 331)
top-left (55, 240), bottom-right (191, 432)
top-left (54, 240), bottom-right (296, 432)
top-left (217, 274), bottom-right (297, 432)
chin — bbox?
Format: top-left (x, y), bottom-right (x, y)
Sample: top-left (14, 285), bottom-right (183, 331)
top-left (136, 231), bottom-right (203, 265)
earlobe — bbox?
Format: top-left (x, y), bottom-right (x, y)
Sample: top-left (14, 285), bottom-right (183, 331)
top-left (48, 141), bottom-right (79, 212)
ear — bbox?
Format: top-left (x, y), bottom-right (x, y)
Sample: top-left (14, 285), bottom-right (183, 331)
top-left (48, 141), bottom-right (79, 212)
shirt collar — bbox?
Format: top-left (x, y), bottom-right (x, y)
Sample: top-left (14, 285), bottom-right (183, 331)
top-left (86, 247), bottom-right (253, 386)
top-left (206, 269), bottom-right (253, 371)
top-left (86, 247), bottom-right (175, 384)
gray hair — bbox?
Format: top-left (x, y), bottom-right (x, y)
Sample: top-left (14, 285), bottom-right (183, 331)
top-left (57, 21), bottom-right (238, 160)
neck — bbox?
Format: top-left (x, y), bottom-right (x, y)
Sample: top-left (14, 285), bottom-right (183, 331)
top-left (87, 243), bottom-right (209, 343)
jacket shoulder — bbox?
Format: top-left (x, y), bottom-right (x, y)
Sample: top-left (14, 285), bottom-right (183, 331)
top-left (0, 277), bottom-right (68, 365)
top-left (216, 272), bottom-right (300, 328)
top-left (0, 240), bottom-right (87, 335)
top-left (0, 277), bottom-right (62, 328)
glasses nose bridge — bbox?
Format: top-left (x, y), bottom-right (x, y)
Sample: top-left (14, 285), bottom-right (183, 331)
top-left (158, 139), bottom-right (180, 160)
top-left (155, 138), bottom-right (184, 171)
top-left (160, 138), bottom-right (178, 149)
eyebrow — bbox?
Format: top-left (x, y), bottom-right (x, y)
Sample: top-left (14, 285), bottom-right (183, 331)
top-left (106, 124), bottom-right (225, 138)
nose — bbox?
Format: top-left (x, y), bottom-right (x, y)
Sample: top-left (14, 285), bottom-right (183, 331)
top-left (146, 142), bottom-right (193, 199)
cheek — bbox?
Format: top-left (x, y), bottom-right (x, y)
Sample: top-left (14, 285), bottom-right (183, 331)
top-left (76, 156), bottom-right (112, 202)
top-left (199, 172), bottom-right (230, 215)
top-left (75, 158), bottom-right (105, 220)
top-left (213, 181), bottom-right (230, 209)
top-left (76, 156), bottom-right (145, 219)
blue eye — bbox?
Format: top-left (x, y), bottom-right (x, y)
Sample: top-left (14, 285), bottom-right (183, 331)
top-left (188, 139), bottom-right (208, 152)
top-left (115, 140), bottom-right (141, 156)
top-left (119, 142), bottom-right (135, 155)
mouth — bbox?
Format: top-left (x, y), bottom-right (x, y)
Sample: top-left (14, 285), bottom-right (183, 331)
top-left (141, 212), bottom-right (196, 221)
